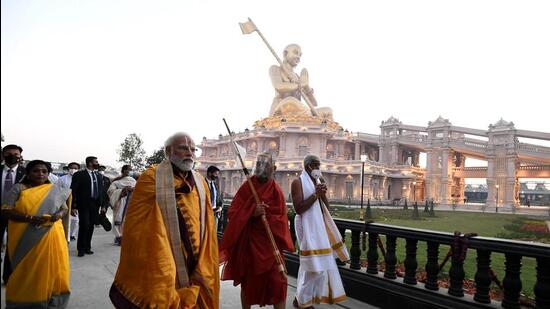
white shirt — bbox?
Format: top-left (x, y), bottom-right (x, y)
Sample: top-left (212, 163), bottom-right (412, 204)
top-left (1, 164), bottom-right (19, 197)
top-left (86, 168), bottom-right (97, 197)
top-left (207, 179), bottom-right (217, 209)
top-left (56, 174), bottom-right (73, 189)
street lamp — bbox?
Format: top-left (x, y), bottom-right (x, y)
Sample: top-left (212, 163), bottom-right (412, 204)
top-left (495, 184), bottom-right (499, 213)
top-left (359, 154), bottom-right (367, 221)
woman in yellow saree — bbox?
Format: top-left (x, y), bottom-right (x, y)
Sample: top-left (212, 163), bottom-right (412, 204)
top-left (2, 160), bottom-right (71, 309)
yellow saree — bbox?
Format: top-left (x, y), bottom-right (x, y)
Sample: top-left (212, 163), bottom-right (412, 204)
top-left (2, 183), bottom-right (71, 309)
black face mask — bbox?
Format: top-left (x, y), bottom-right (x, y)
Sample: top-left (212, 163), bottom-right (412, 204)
top-left (4, 155), bottom-right (19, 165)
top-left (92, 163), bottom-right (100, 170)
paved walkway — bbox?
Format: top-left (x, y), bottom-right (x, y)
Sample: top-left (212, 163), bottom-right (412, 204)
top-left (2, 227), bottom-right (376, 308)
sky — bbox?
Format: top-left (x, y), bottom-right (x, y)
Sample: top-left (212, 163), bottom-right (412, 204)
top-left (2, 0), bottom-right (549, 169)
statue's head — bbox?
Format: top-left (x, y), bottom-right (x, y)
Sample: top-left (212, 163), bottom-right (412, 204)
top-left (283, 44), bottom-right (301, 67)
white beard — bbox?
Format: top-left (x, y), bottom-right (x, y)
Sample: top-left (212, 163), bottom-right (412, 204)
top-left (170, 156), bottom-right (194, 171)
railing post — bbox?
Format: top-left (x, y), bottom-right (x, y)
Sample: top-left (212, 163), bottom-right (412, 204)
top-left (350, 230), bottom-right (361, 270)
top-left (502, 253), bottom-right (522, 309)
top-left (425, 241), bottom-right (439, 291)
top-left (404, 238), bottom-right (418, 285)
top-left (384, 235), bottom-right (397, 279)
top-left (336, 227), bottom-right (347, 266)
top-left (473, 250), bottom-right (491, 303)
top-left (448, 247), bottom-right (465, 297)
top-left (534, 257), bottom-right (550, 309)
top-left (367, 232), bottom-right (379, 274)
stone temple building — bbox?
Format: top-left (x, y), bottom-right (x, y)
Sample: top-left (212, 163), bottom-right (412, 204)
top-left (197, 111), bottom-right (550, 209)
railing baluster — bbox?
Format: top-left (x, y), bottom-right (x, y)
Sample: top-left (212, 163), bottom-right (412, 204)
top-left (473, 250), bottom-right (491, 303)
top-left (350, 230), bottom-right (361, 270)
top-left (502, 254), bottom-right (522, 309)
top-left (367, 232), bottom-right (379, 274)
top-left (404, 238), bottom-right (418, 285)
top-left (534, 257), bottom-right (550, 309)
top-left (425, 241), bottom-right (439, 291)
top-left (448, 245), bottom-right (465, 297)
top-left (384, 235), bottom-right (397, 279)
top-left (336, 227), bottom-right (347, 266)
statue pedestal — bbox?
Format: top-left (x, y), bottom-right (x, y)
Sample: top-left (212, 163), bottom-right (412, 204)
top-left (254, 114), bottom-right (341, 132)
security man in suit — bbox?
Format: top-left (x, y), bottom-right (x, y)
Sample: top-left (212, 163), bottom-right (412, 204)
top-left (1, 144), bottom-right (26, 284)
top-left (71, 156), bottom-right (106, 257)
top-left (206, 165), bottom-right (224, 231)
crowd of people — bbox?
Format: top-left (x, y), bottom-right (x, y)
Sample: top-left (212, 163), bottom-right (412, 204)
top-left (1, 133), bottom-right (349, 309)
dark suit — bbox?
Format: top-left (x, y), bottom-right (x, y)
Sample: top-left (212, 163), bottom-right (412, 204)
top-left (71, 169), bottom-right (105, 254)
top-left (102, 175), bottom-right (111, 208)
top-left (1, 164), bottom-right (25, 284)
top-left (207, 179), bottom-right (223, 230)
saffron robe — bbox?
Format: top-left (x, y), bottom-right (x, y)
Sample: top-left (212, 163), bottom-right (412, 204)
top-left (220, 176), bottom-right (294, 306)
top-left (110, 162), bottom-right (219, 309)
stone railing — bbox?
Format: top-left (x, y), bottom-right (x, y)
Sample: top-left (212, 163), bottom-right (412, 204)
top-left (218, 208), bottom-right (550, 308)
top-left (461, 138), bottom-right (488, 149)
top-left (518, 143), bottom-right (550, 154)
top-left (519, 165), bottom-right (550, 171)
top-left (464, 167), bottom-right (489, 171)
top-left (398, 134), bottom-right (428, 144)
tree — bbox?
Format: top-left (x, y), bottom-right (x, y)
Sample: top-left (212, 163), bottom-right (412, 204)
top-left (117, 133), bottom-right (146, 171)
top-left (146, 146), bottom-right (166, 166)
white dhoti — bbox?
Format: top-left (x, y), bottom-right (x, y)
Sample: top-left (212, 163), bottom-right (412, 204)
top-left (107, 177), bottom-right (136, 240)
top-left (294, 171), bottom-right (349, 307)
top-left (69, 212), bottom-right (79, 240)
top-left (112, 194), bottom-right (131, 238)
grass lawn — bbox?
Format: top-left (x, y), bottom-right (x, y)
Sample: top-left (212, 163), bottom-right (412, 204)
top-left (328, 207), bottom-right (550, 297)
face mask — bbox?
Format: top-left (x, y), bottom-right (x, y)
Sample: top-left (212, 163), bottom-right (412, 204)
top-left (69, 169), bottom-right (77, 176)
top-left (310, 169), bottom-right (322, 180)
top-left (92, 163), bottom-right (100, 170)
top-left (98, 171), bottom-right (105, 176)
top-left (4, 155), bottom-right (19, 165)
top-left (171, 156), bottom-right (194, 171)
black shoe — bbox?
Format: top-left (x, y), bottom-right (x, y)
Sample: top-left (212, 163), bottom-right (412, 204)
top-left (78, 251), bottom-right (85, 257)
top-left (70, 236), bottom-right (76, 241)
top-left (85, 250), bottom-right (94, 255)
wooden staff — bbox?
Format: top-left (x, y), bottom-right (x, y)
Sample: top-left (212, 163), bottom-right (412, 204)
top-left (223, 118), bottom-right (287, 279)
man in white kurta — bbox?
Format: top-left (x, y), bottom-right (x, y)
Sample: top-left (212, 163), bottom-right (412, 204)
top-left (56, 162), bottom-right (81, 242)
top-left (290, 154), bottom-right (349, 308)
top-left (107, 165), bottom-right (136, 245)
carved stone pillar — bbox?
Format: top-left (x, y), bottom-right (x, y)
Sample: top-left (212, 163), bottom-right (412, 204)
top-left (425, 149), bottom-right (434, 201)
top-left (440, 149), bottom-right (452, 205)
top-left (505, 154), bottom-right (518, 208)
top-left (486, 154), bottom-right (496, 207)
top-left (379, 176), bottom-right (388, 200)
top-left (391, 143), bottom-right (399, 165)
top-left (279, 133), bottom-right (286, 158)
top-left (364, 175), bottom-right (373, 200)
top-left (320, 135), bottom-right (327, 159)
top-left (354, 142), bottom-right (361, 161)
